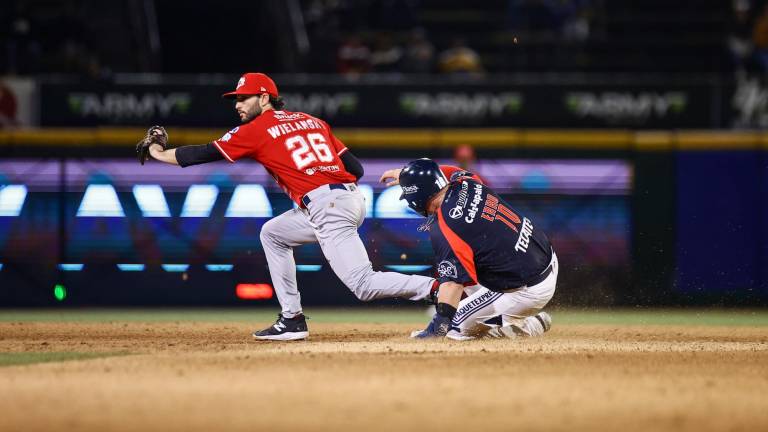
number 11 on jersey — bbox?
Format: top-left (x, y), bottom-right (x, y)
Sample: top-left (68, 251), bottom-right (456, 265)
top-left (481, 194), bottom-right (521, 232)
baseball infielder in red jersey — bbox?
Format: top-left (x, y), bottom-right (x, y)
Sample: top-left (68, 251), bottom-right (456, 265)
top-left (137, 73), bottom-right (437, 340)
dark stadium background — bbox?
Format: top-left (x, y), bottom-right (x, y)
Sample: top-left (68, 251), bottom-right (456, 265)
top-left (0, 0), bottom-right (766, 307)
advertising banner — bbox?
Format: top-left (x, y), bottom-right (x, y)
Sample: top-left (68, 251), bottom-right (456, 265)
top-left (40, 83), bottom-right (229, 127)
top-left (547, 84), bottom-right (714, 128)
top-left (39, 79), bottom-right (718, 129)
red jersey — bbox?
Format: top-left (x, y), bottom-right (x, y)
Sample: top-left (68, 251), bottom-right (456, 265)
top-left (212, 110), bottom-right (358, 205)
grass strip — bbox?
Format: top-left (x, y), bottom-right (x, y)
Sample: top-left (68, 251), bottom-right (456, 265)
top-left (0, 308), bottom-right (767, 326)
top-left (0, 351), bottom-right (131, 367)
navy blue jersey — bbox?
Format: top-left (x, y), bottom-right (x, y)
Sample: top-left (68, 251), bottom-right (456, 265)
top-left (430, 179), bottom-right (553, 291)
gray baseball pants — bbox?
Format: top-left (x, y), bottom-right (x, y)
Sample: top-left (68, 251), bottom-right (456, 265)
top-left (260, 183), bottom-right (435, 317)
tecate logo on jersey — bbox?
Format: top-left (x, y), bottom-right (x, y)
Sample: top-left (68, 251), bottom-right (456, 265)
top-left (401, 185), bottom-right (419, 195)
top-left (514, 217), bottom-right (534, 253)
top-left (438, 260), bottom-right (458, 278)
top-left (464, 184), bottom-right (483, 224)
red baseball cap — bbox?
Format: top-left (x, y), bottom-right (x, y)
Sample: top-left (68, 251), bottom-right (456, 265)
top-left (222, 73), bottom-right (279, 98)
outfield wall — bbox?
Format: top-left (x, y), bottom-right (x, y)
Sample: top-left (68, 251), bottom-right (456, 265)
top-left (1, 128), bottom-right (765, 306)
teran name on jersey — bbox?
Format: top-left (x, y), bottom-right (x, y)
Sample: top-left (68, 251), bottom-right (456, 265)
top-left (266, 118), bottom-right (325, 139)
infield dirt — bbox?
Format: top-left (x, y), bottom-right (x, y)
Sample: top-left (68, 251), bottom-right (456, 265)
top-left (1, 321), bottom-right (767, 432)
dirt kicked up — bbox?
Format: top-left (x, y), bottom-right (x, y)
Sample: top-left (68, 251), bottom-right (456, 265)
top-left (0, 311), bottom-right (767, 432)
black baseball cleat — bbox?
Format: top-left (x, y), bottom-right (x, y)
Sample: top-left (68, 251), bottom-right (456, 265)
top-left (252, 314), bottom-right (309, 341)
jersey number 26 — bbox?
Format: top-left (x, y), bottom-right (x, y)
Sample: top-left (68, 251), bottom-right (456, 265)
top-left (285, 133), bottom-right (334, 169)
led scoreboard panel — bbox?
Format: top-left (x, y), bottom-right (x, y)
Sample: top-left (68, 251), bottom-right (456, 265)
top-left (0, 159), bottom-right (631, 304)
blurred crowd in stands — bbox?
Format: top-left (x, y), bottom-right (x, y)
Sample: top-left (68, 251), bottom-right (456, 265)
top-left (730, 0), bottom-right (768, 76)
top-left (721, 0), bottom-right (768, 80)
top-left (1, 0), bottom-right (595, 77)
top-left (309, 0), bottom-right (592, 76)
top-left (5, 0), bottom-right (768, 78)
top-left (335, 31), bottom-right (484, 76)
top-left (1, 1), bottom-right (111, 78)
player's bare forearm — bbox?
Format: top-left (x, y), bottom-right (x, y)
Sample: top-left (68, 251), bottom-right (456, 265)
top-left (148, 144), bottom-right (179, 166)
top-left (437, 281), bottom-right (464, 308)
top-left (379, 168), bottom-right (403, 186)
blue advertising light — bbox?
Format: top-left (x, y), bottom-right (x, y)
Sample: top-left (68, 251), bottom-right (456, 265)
top-left (225, 184), bottom-right (273, 217)
top-left (180, 185), bottom-right (219, 217)
top-left (375, 186), bottom-right (420, 218)
top-left (385, 265), bottom-right (431, 272)
top-left (296, 265), bottom-right (322, 272)
top-left (117, 264), bottom-right (145, 271)
top-left (58, 264), bottom-right (84, 271)
top-left (205, 264), bottom-right (234, 271)
top-left (77, 185), bottom-right (125, 217)
top-left (132, 185), bottom-right (172, 217)
top-left (0, 185), bottom-right (27, 216)
top-left (162, 264), bottom-right (190, 272)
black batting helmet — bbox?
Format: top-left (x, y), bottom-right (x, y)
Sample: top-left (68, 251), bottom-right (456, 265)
top-left (398, 158), bottom-right (449, 216)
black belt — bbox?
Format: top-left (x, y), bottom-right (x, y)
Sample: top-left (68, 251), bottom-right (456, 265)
top-left (523, 264), bottom-right (553, 287)
top-left (505, 264), bottom-right (552, 290)
top-left (301, 183), bottom-right (348, 207)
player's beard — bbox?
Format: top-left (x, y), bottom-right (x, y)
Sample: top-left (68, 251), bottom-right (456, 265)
top-left (241, 105), bottom-right (262, 123)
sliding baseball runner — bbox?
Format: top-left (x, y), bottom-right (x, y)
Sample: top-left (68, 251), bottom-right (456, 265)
top-left (380, 159), bottom-right (557, 340)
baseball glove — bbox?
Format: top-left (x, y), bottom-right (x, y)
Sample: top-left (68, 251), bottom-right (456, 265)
top-left (136, 125), bottom-right (169, 165)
